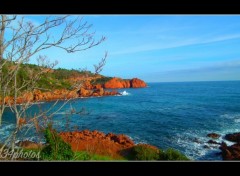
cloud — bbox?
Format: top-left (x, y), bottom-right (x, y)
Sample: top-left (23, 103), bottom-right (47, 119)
top-left (110, 34), bottom-right (240, 56)
top-left (143, 59), bottom-right (240, 82)
top-left (157, 59), bottom-right (240, 75)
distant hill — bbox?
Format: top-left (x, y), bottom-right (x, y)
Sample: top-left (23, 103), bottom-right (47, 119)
top-left (1, 60), bottom-right (113, 93)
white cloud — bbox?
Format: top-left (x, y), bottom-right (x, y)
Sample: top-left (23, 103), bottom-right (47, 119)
top-left (110, 34), bottom-right (240, 56)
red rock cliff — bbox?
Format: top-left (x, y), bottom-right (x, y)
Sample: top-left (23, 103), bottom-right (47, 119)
top-left (104, 77), bottom-right (146, 89)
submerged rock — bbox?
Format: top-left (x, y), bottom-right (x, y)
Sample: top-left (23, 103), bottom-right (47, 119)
top-left (207, 140), bottom-right (221, 145)
top-left (207, 133), bottom-right (220, 139)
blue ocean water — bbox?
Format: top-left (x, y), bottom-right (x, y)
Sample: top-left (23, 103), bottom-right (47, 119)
top-left (1, 81), bottom-right (240, 160)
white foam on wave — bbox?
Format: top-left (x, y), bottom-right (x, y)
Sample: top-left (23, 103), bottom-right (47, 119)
top-left (173, 132), bottom-right (208, 160)
top-left (120, 90), bottom-right (130, 96)
top-left (220, 113), bottom-right (240, 124)
top-left (220, 113), bottom-right (240, 120)
top-left (54, 112), bottom-right (66, 115)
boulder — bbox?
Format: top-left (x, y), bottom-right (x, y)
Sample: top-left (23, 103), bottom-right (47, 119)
top-left (225, 132), bottom-right (240, 143)
top-left (207, 133), bottom-right (220, 139)
top-left (130, 78), bottom-right (147, 88)
top-left (16, 140), bottom-right (43, 149)
top-left (104, 77), bottom-right (147, 89)
top-left (104, 77), bottom-right (125, 89)
top-left (220, 142), bottom-right (240, 160)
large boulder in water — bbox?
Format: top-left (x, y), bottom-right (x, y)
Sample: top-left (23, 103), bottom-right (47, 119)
top-left (220, 142), bottom-right (240, 160)
top-left (207, 133), bottom-right (220, 139)
top-left (225, 132), bottom-right (240, 143)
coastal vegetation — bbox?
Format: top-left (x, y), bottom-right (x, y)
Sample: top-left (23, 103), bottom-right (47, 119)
top-left (1, 124), bottom-right (189, 161)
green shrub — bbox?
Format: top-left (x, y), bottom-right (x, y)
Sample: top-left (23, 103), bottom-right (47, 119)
top-left (91, 77), bottom-right (113, 85)
top-left (131, 144), bottom-right (160, 160)
top-left (73, 151), bottom-right (113, 160)
top-left (41, 124), bottom-right (74, 160)
top-left (159, 148), bottom-right (189, 161)
top-left (74, 151), bottom-right (92, 160)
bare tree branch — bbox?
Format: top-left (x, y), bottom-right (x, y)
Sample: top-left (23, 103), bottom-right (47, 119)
top-left (0, 15), bottom-right (108, 151)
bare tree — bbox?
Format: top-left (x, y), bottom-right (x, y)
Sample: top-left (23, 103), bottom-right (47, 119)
top-left (94, 52), bottom-right (107, 75)
top-left (0, 15), bottom-right (106, 151)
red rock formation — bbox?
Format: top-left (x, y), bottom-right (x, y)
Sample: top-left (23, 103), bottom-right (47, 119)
top-left (104, 77), bottom-right (125, 89)
top-left (19, 118), bottom-right (27, 127)
top-left (83, 81), bottom-right (93, 90)
top-left (59, 130), bottom-right (160, 159)
top-left (2, 76), bottom-right (146, 105)
top-left (104, 77), bottom-right (146, 89)
top-left (94, 84), bottom-right (103, 89)
top-left (4, 96), bottom-right (14, 105)
top-left (130, 78), bottom-right (147, 88)
top-left (16, 140), bottom-right (44, 149)
top-left (59, 130), bottom-right (135, 159)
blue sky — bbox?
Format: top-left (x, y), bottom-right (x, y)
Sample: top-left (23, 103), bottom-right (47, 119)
top-left (11, 15), bottom-right (240, 82)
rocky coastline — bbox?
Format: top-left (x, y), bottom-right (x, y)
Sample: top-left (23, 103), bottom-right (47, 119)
top-left (206, 132), bottom-right (240, 160)
top-left (17, 129), bottom-right (157, 160)
top-left (2, 77), bottom-right (147, 105)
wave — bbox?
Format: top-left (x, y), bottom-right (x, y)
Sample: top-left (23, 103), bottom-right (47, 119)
top-left (220, 113), bottom-right (240, 119)
top-left (120, 90), bottom-right (130, 96)
top-left (220, 113), bottom-right (240, 123)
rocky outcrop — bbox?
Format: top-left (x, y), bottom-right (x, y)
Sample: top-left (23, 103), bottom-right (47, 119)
top-left (225, 132), bottom-right (240, 143)
top-left (207, 140), bottom-right (221, 145)
top-left (3, 87), bottom-right (120, 105)
top-left (59, 130), bottom-right (135, 158)
top-left (33, 89), bottom-right (79, 102)
top-left (130, 78), bottom-right (147, 88)
top-left (220, 142), bottom-right (240, 160)
top-left (104, 77), bottom-right (146, 89)
top-left (217, 132), bottom-right (240, 160)
top-left (16, 140), bottom-right (44, 149)
top-left (104, 77), bottom-right (128, 89)
top-left (2, 77), bottom-right (146, 105)
top-left (207, 133), bottom-right (220, 139)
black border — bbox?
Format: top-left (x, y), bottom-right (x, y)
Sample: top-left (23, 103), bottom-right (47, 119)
top-left (1, 0), bottom-right (240, 175)
top-left (1, 0), bottom-right (240, 14)
top-left (1, 161), bottom-right (239, 175)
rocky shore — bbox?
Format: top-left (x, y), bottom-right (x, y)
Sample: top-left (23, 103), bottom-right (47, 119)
top-left (17, 129), bottom-right (157, 159)
top-left (59, 130), bottom-right (135, 158)
top-left (206, 132), bottom-right (240, 160)
top-left (3, 77), bottom-right (146, 105)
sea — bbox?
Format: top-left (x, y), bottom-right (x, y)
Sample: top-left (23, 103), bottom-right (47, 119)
top-left (1, 81), bottom-right (240, 160)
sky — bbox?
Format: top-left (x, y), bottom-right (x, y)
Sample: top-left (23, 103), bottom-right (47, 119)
top-left (7, 15), bottom-right (240, 82)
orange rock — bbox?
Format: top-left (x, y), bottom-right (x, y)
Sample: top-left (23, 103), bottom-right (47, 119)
top-left (94, 84), bottom-right (103, 89)
top-left (104, 77), bottom-right (125, 89)
top-left (16, 140), bottom-right (43, 149)
top-left (4, 96), bottom-right (13, 105)
top-left (19, 118), bottom-right (27, 126)
top-left (59, 130), bottom-right (135, 159)
top-left (92, 93), bottom-right (98, 96)
top-left (83, 81), bottom-right (93, 90)
top-left (104, 77), bottom-right (146, 89)
top-left (78, 88), bottom-right (93, 97)
top-left (130, 78), bottom-right (147, 88)
top-left (121, 80), bottom-right (131, 88)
